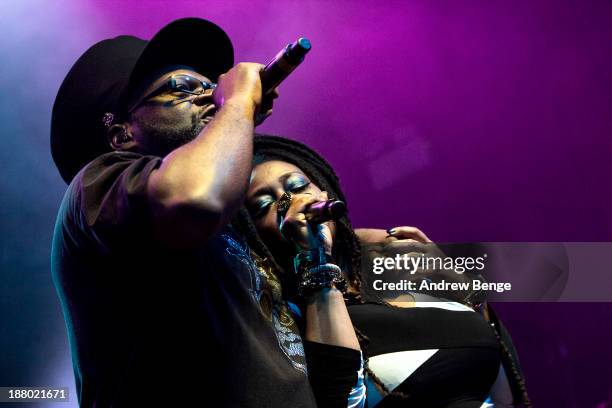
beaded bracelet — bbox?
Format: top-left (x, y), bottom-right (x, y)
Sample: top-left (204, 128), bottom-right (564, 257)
top-left (298, 263), bottom-right (347, 298)
top-left (293, 249), bottom-right (347, 298)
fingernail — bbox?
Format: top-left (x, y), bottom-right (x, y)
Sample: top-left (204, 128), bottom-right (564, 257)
top-left (387, 228), bottom-right (396, 235)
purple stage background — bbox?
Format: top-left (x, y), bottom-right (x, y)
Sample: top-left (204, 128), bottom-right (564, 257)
top-left (1, 0), bottom-right (611, 406)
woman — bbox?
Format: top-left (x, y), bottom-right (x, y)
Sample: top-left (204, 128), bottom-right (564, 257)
top-left (233, 135), bottom-right (531, 407)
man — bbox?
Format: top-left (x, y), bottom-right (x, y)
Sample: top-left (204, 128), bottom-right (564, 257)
top-left (50, 18), bottom-right (362, 407)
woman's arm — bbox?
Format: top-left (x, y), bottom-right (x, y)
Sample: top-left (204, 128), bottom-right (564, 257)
top-left (282, 194), bottom-right (361, 351)
top-left (304, 287), bottom-right (360, 350)
top-left (280, 193), bottom-right (365, 407)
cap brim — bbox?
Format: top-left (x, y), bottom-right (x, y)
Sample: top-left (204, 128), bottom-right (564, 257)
top-left (125, 17), bottom-right (234, 107)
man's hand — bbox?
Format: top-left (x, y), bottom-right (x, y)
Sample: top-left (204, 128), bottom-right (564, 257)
top-left (385, 226), bottom-right (445, 273)
top-left (255, 87), bottom-right (279, 126)
top-left (387, 226), bottom-right (431, 243)
top-left (213, 62), bottom-right (263, 109)
top-left (212, 62), bottom-right (279, 126)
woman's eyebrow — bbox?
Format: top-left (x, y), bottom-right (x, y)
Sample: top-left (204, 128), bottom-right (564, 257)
top-left (249, 172), bottom-right (305, 199)
top-left (278, 172), bottom-right (304, 184)
top-left (249, 185), bottom-right (274, 200)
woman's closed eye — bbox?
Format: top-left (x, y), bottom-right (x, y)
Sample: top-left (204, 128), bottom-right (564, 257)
top-left (251, 196), bottom-right (275, 219)
top-left (250, 179), bottom-right (311, 219)
top-left (285, 176), bottom-right (311, 193)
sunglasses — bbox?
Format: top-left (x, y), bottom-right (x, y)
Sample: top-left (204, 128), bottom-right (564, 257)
top-left (127, 74), bottom-right (216, 113)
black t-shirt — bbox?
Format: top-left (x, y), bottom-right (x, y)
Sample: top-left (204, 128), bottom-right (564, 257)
top-left (51, 151), bottom-right (317, 407)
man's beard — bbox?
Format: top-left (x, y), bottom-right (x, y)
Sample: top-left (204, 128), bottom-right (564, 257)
top-left (137, 113), bottom-right (205, 157)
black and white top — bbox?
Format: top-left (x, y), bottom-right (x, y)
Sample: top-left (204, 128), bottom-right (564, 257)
top-left (351, 240), bottom-right (523, 408)
top-left (349, 297), bottom-right (520, 408)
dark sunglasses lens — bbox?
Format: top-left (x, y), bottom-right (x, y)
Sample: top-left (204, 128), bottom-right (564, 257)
top-left (172, 76), bottom-right (199, 92)
top-left (172, 76), bottom-right (214, 94)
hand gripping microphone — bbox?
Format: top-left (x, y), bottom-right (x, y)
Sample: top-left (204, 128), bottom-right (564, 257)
top-left (260, 38), bottom-right (311, 95)
top-left (305, 200), bottom-right (347, 224)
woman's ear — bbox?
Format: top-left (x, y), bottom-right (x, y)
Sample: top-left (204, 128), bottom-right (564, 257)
top-left (107, 124), bottom-right (137, 151)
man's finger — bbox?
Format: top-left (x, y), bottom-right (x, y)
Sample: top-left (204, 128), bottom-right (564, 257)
top-left (387, 226), bottom-right (431, 243)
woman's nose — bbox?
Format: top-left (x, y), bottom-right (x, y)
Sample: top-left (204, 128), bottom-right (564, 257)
top-left (275, 187), bottom-right (287, 198)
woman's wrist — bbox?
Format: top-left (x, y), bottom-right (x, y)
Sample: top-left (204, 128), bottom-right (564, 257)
top-left (305, 286), bottom-right (344, 304)
top-left (293, 246), bottom-right (332, 270)
top-left (293, 249), bottom-right (347, 299)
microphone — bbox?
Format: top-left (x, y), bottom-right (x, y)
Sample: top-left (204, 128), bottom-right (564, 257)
top-left (261, 38), bottom-right (311, 95)
top-left (305, 199), bottom-right (347, 224)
